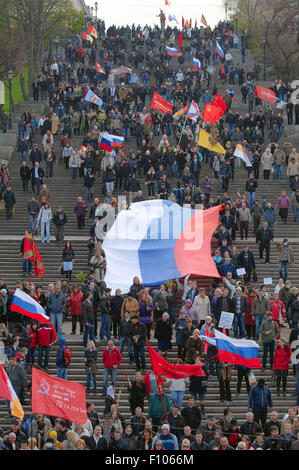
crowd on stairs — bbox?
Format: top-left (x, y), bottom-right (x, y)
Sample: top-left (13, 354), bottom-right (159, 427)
top-left (1, 15), bottom-right (299, 451)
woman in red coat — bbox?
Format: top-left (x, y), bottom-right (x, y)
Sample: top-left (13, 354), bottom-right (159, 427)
top-left (273, 338), bottom-right (291, 396)
top-left (68, 285), bottom-right (83, 335)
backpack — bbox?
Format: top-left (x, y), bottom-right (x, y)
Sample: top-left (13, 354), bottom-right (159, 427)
top-left (64, 348), bottom-right (72, 367)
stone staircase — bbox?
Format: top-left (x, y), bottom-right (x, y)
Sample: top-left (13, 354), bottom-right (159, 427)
top-left (0, 35), bottom-right (298, 430)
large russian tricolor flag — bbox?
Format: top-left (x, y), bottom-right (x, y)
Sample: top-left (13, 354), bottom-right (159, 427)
top-left (99, 132), bottom-right (113, 152)
top-left (11, 289), bottom-right (52, 326)
top-left (215, 41), bottom-right (224, 60)
top-left (166, 46), bottom-right (181, 56)
top-left (103, 200), bottom-right (220, 293)
top-left (201, 329), bottom-right (261, 369)
top-left (193, 57), bottom-right (201, 72)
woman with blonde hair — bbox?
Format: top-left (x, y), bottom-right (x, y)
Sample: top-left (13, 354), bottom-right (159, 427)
top-left (85, 340), bottom-right (97, 394)
top-left (127, 371), bottom-right (147, 414)
top-left (111, 410), bottom-right (123, 434)
top-left (129, 276), bottom-right (144, 299)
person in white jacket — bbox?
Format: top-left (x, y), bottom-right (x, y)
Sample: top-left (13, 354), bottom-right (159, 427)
top-left (193, 288), bottom-right (211, 328)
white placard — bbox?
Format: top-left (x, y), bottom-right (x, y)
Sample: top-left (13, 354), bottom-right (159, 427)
top-left (218, 311), bottom-right (235, 330)
top-left (237, 268), bottom-right (246, 276)
top-left (0, 81), bottom-right (4, 105)
top-left (263, 278), bottom-right (272, 285)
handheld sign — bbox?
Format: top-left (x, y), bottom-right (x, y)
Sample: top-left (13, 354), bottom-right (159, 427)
top-left (237, 268), bottom-right (246, 276)
top-left (263, 278), bottom-right (272, 285)
top-left (218, 311), bottom-right (234, 330)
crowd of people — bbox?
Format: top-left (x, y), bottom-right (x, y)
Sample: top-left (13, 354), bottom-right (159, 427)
top-left (0, 15), bottom-right (299, 451)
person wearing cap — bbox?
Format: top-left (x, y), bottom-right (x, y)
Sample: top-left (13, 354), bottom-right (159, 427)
top-left (260, 311), bottom-right (279, 371)
top-left (199, 415), bottom-right (220, 444)
top-left (248, 378), bottom-right (273, 429)
top-left (44, 431), bottom-right (64, 450)
top-left (151, 422), bottom-right (178, 450)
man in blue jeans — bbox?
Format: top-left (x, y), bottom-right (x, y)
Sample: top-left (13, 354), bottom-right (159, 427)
top-left (99, 288), bottom-right (112, 341)
top-left (102, 339), bottom-right (122, 396)
top-left (260, 312), bottom-right (279, 371)
top-left (47, 286), bottom-right (67, 342)
top-left (232, 287), bottom-right (248, 339)
top-left (251, 290), bottom-right (271, 339)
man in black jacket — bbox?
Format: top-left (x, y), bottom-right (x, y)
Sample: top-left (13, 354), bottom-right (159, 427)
top-left (256, 221), bottom-right (273, 263)
top-left (181, 396), bottom-right (202, 431)
top-left (128, 315), bottom-right (147, 372)
top-left (110, 289), bottom-right (123, 340)
top-left (119, 311), bottom-right (134, 364)
top-left (99, 288), bottom-right (112, 342)
top-left (3, 187), bottom-right (16, 220)
top-left (237, 246), bottom-right (256, 283)
top-left (30, 162), bottom-right (45, 196)
top-left (231, 287), bottom-right (249, 339)
top-left (83, 425), bottom-right (108, 450)
top-left (52, 206), bottom-right (67, 245)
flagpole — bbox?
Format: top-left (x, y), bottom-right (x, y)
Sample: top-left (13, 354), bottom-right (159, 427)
top-left (146, 342), bottom-right (167, 422)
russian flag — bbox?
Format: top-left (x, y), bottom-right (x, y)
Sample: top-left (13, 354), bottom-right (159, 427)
top-left (215, 41), bottom-right (224, 60)
top-left (99, 132), bottom-right (112, 152)
top-left (11, 289), bottom-right (52, 326)
top-left (193, 57), bottom-right (201, 72)
top-left (201, 329), bottom-right (261, 369)
top-left (103, 200), bottom-right (220, 294)
top-left (187, 100), bottom-right (201, 122)
top-left (110, 134), bottom-right (124, 147)
top-left (166, 46), bottom-right (181, 56)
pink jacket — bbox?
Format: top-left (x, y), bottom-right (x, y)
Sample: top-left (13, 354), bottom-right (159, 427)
top-left (276, 196), bottom-right (290, 209)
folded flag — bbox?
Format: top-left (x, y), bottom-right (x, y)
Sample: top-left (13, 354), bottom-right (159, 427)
top-left (11, 288), bottom-right (52, 326)
top-left (99, 132), bottom-right (112, 152)
top-left (198, 128), bottom-right (226, 154)
top-left (103, 200), bottom-right (220, 293)
top-left (255, 85), bottom-right (277, 104)
top-left (96, 62), bottom-right (105, 74)
top-left (87, 25), bottom-right (98, 39)
top-left (150, 91), bottom-right (173, 114)
top-left (166, 46), bottom-right (181, 56)
top-left (0, 362), bottom-right (24, 419)
top-left (201, 14), bottom-right (208, 27)
top-left (187, 100), bottom-right (201, 123)
top-left (147, 342), bottom-right (206, 379)
top-left (84, 88), bottom-right (103, 107)
top-left (173, 105), bottom-right (188, 118)
top-left (201, 329), bottom-right (261, 369)
top-left (23, 231), bottom-right (44, 278)
top-left (202, 103), bottom-right (223, 123)
top-left (211, 93), bottom-right (228, 112)
top-left (234, 144), bottom-right (253, 167)
top-left (215, 41), bottom-right (224, 60)
top-left (193, 57), bottom-right (201, 72)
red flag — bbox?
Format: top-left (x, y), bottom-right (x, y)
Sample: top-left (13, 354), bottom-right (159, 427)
top-left (147, 342), bottom-right (206, 379)
top-left (160, 9), bottom-right (166, 26)
top-left (201, 14), bottom-right (208, 27)
top-left (150, 91), bottom-right (173, 114)
top-left (182, 16), bottom-right (185, 28)
top-left (211, 93), bottom-right (228, 112)
top-left (178, 31), bottom-right (183, 50)
top-left (31, 368), bottom-right (87, 424)
top-left (23, 231), bottom-right (45, 278)
top-left (202, 103), bottom-right (224, 123)
top-left (255, 85), bottom-right (277, 104)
